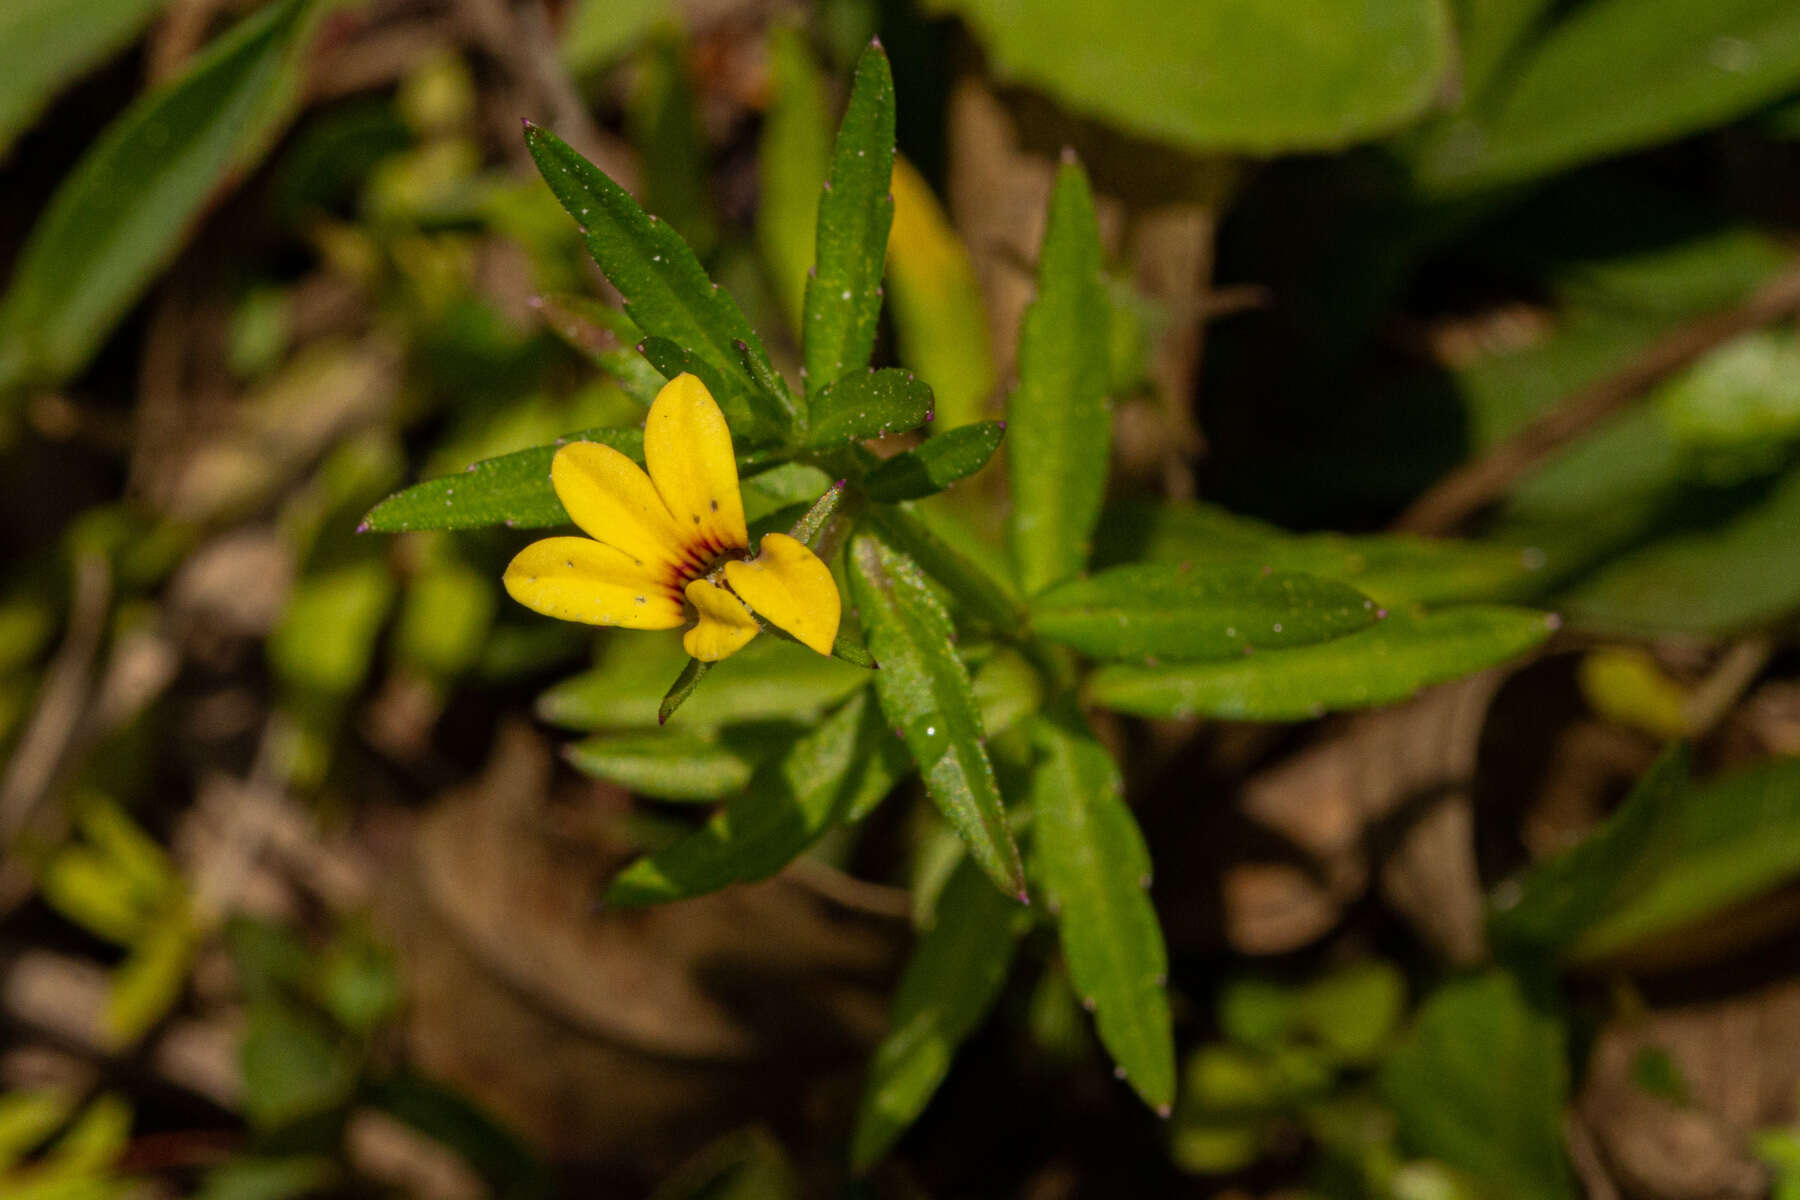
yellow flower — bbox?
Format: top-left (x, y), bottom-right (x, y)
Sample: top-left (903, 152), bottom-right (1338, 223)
top-left (503, 373), bottom-right (841, 662)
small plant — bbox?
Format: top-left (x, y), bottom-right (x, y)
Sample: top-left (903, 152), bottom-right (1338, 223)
top-left (362, 41), bottom-right (1555, 1163)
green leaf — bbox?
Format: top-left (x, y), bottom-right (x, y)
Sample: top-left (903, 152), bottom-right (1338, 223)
top-left (0, 1092), bottom-right (77, 1173)
top-left (1007, 157), bottom-right (1109, 596)
top-left (194, 1156), bottom-right (341, 1200)
top-left (0, 0), bottom-right (316, 391)
top-left (863, 421), bottom-right (1005, 502)
top-left (1030, 708), bottom-right (1174, 1113)
top-left (532, 292), bottom-right (665, 405)
top-left (926, 0), bottom-right (1451, 153)
top-left (657, 655), bottom-right (712, 725)
top-left (850, 856), bottom-right (1030, 1170)
top-left (1092, 501), bottom-right (1547, 608)
top-left (1030, 563), bottom-right (1379, 663)
top-left (1563, 754), bottom-right (1800, 961)
top-left (604, 689), bottom-right (909, 907)
top-left (523, 123), bottom-right (796, 435)
top-left (849, 530), bottom-right (1027, 898)
top-left (1414, 0), bottom-right (1800, 194)
top-left (1379, 971), bottom-right (1574, 1200)
top-left (885, 157), bottom-right (996, 430)
top-left (758, 28), bottom-right (831, 333)
top-left (806, 368), bottom-right (933, 447)
top-left (1556, 463), bottom-right (1800, 636)
top-left (1453, 0), bottom-right (1559, 104)
top-left (866, 504), bottom-right (1025, 632)
top-left (361, 429), bottom-right (649, 533)
top-left (566, 730), bottom-right (764, 800)
top-left (1220, 960), bottom-right (1406, 1066)
top-left (241, 1001), bottom-right (356, 1132)
top-left (1087, 605), bottom-right (1556, 720)
top-left (1489, 745), bottom-right (1692, 958)
top-left (105, 906), bottom-right (197, 1046)
top-left (0, 0), bottom-right (165, 161)
top-left (636, 336), bottom-right (778, 441)
top-left (802, 40), bottom-right (895, 401)
top-left (538, 635), bottom-right (869, 730)
top-left (627, 34), bottom-right (718, 257)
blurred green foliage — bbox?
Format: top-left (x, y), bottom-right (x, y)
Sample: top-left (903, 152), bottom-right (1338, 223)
top-left (3, 0), bottom-right (1800, 1195)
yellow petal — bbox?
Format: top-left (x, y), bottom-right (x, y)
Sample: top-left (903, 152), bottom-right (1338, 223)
top-left (644, 374), bottom-right (749, 560)
top-left (504, 537), bottom-right (684, 628)
top-left (723, 533), bottom-right (841, 656)
top-left (682, 578), bottom-right (760, 662)
top-left (551, 441), bottom-right (695, 577)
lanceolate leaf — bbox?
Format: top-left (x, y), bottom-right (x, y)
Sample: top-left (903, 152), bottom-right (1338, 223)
top-left (0, 0), bottom-right (165, 161)
top-left (1564, 753), bottom-right (1800, 962)
top-left (523, 124), bottom-right (797, 435)
top-left (538, 636), bottom-right (869, 730)
top-left (850, 855), bottom-right (1031, 1170)
top-left (866, 504), bottom-right (1025, 632)
top-left (1031, 707), bottom-right (1174, 1113)
top-left (758, 27), bottom-right (831, 332)
top-left (565, 730), bottom-right (761, 800)
top-left (1091, 500), bottom-right (1547, 608)
top-left (1007, 157), bottom-right (1109, 596)
top-left (1031, 563), bottom-right (1379, 662)
top-left (0, 0), bottom-right (316, 391)
top-left (1489, 745), bottom-right (1691, 958)
top-left (532, 292), bottom-right (665, 405)
top-left (605, 690), bottom-right (909, 907)
top-left (849, 530), bottom-right (1026, 898)
top-left (803, 40), bottom-right (895, 402)
top-left (637, 336), bottom-right (772, 438)
top-left (1087, 606), bottom-right (1557, 720)
top-left (359, 428), bottom-right (644, 532)
top-left (807, 368), bottom-right (933, 447)
top-left (863, 421), bottom-right (1006, 501)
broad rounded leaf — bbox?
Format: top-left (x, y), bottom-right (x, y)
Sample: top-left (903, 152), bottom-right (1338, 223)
top-left (929, 0), bottom-right (1451, 153)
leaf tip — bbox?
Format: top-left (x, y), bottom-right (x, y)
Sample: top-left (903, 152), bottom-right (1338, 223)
top-left (1059, 145), bottom-right (1079, 165)
top-left (1155, 1104), bottom-right (1172, 1120)
top-left (355, 520), bottom-right (371, 533)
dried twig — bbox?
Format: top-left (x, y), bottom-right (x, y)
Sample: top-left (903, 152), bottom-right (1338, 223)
top-left (1394, 258), bottom-right (1800, 535)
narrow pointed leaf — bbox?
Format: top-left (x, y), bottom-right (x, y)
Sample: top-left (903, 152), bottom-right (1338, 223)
top-left (539, 636), bottom-right (868, 730)
top-left (533, 292), bottom-right (665, 405)
top-left (807, 368), bottom-right (933, 447)
top-left (0, 0), bottom-right (165, 161)
top-left (566, 730), bottom-right (758, 800)
top-left (0, 0), bottom-right (315, 391)
top-left (637, 335), bottom-right (773, 438)
top-left (1088, 606), bottom-right (1557, 720)
top-left (1092, 500), bottom-right (1547, 608)
top-left (657, 656), bottom-right (713, 725)
top-left (1555, 754), bottom-right (1800, 962)
top-left (1032, 563), bottom-right (1380, 662)
top-left (523, 124), bottom-right (797, 434)
top-left (758, 27), bottom-right (831, 332)
top-left (359, 428), bottom-right (644, 532)
top-left (1031, 707), bottom-right (1174, 1112)
top-left (1489, 745), bottom-right (1691, 958)
top-left (605, 690), bottom-right (908, 907)
top-left (1007, 157), bottom-right (1109, 595)
top-left (803, 40), bottom-right (895, 401)
top-left (850, 530), bottom-right (1026, 898)
top-left (850, 856), bottom-right (1030, 1170)
top-left (866, 504), bottom-right (1025, 632)
top-left (864, 421), bottom-right (1005, 501)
